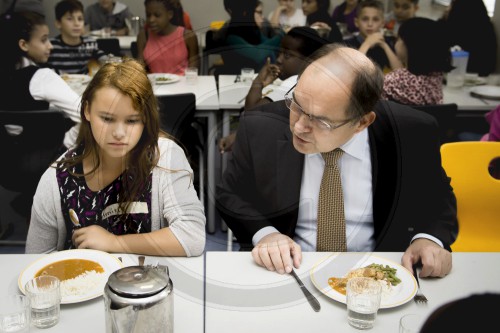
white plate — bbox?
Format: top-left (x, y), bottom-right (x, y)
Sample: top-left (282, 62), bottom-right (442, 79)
top-left (18, 249), bottom-right (123, 304)
top-left (61, 74), bottom-right (91, 84)
top-left (470, 85), bottom-right (500, 100)
top-left (148, 73), bottom-right (180, 85)
top-left (310, 253), bottom-right (417, 309)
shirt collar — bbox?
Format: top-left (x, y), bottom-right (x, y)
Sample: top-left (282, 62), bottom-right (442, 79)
top-left (305, 127), bottom-right (369, 162)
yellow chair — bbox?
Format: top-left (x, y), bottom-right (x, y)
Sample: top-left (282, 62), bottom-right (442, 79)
top-left (440, 142), bottom-right (500, 251)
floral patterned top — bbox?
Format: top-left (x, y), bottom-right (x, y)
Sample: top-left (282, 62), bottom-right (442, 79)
top-left (383, 68), bottom-right (444, 105)
top-left (56, 149), bottom-right (152, 249)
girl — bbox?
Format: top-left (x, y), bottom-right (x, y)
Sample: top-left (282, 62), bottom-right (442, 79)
top-left (301, 0), bottom-right (342, 43)
top-left (0, 11), bottom-right (80, 149)
top-left (383, 18), bottom-right (452, 105)
top-left (268, 0), bottom-right (306, 31)
top-left (26, 59), bottom-right (206, 256)
top-left (137, 0), bottom-right (199, 75)
top-left (331, 0), bottom-right (359, 34)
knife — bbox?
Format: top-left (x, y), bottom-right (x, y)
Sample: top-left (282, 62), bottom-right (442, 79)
top-left (290, 269), bottom-right (321, 312)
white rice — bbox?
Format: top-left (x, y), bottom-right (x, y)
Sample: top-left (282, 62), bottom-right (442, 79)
top-left (60, 271), bottom-right (105, 298)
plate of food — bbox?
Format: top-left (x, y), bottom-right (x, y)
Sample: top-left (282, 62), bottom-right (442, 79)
top-left (18, 249), bottom-right (123, 304)
top-left (470, 85), bottom-right (500, 100)
top-left (148, 73), bottom-right (180, 85)
top-left (310, 253), bottom-right (417, 309)
top-left (61, 74), bottom-right (91, 84)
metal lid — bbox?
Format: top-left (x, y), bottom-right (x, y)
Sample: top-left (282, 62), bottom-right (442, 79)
top-left (107, 266), bottom-right (169, 297)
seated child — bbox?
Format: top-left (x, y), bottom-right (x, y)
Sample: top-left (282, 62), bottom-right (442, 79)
top-left (384, 0), bottom-right (419, 36)
top-left (46, 0), bottom-right (107, 74)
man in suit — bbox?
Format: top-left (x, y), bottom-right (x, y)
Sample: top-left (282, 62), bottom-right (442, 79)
top-left (217, 44), bottom-right (458, 278)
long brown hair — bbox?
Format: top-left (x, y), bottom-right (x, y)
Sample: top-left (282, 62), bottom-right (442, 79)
top-left (59, 58), bottom-right (163, 212)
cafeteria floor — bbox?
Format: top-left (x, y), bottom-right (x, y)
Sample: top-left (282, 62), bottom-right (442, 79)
top-left (0, 185), bottom-right (238, 254)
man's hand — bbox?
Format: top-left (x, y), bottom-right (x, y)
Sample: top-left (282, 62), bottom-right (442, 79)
top-left (252, 232), bottom-right (302, 274)
top-left (72, 225), bottom-right (119, 252)
top-left (401, 238), bottom-right (452, 278)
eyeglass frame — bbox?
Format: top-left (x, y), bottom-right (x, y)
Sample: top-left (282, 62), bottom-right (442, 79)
top-left (284, 83), bottom-right (357, 131)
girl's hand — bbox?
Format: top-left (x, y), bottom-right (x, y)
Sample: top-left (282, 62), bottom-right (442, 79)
top-left (72, 225), bottom-right (119, 252)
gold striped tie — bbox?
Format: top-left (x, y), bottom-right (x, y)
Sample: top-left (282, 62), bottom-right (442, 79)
top-left (316, 148), bottom-right (347, 252)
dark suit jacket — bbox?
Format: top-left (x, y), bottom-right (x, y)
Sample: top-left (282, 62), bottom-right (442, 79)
top-left (216, 100), bottom-right (458, 251)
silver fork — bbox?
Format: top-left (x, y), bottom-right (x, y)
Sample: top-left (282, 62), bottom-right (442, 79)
top-left (412, 264), bottom-right (428, 304)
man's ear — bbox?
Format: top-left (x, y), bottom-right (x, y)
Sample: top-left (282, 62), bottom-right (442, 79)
top-left (354, 111), bottom-right (376, 133)
top-left (18, 39), bottom-right (29, 52)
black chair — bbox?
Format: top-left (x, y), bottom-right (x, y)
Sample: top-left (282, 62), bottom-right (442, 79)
top-left (409, 103), bottom-right (458, 144)
top-left (0, 109), bottom-right (72, 219)
top-left (97, 38), bottom-right (122, 56)
top-left (130, 41), bottom-right (138, 59)
top-left (156, 94), bottom-right (205, 203)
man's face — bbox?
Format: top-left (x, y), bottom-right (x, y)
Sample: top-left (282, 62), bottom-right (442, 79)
top-left (289, 58), bottom-right (363, 154)
top-left (393, 0), bottom-right (418, 23)
top-left (276, 35), bottom-right (307, 80)
top-left (355, 7), bottom-right (384, 37)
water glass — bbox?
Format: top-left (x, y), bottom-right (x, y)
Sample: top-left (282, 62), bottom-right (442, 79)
top-left (241, 68), bottom-right (255, 85)
top-left (185, 67), bottom-right (198, 85)
top-left (346, 277), bottom-right (382, 330)
top-left (399, 314), bottom-right (424, 333)
top-left (24, 276), bottom-right (61, 329)
top-left (0, 295), bottom-right (30, 333)
top-left (102, 26), bottom-right (112, 38)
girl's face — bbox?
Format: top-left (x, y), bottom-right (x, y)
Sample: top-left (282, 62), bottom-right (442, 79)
top-left (255, 4), bottom-right (264, 27)
top-left (355, 7), bottom-right (384, 37)
top-left (145, 1), bottom-right (173, 35)
top-left (302, 0), bottom-right (318, 16)
top-left (19, 24), bottom-right (52, 64)
top-left (279, 0), bottom-right (295, 12)
top-left (393, 0), bottom-right (418, 23)
top-left (84, 87), bottom-right (144, 162)
top-left (395, 37), bottom-right (407, 65)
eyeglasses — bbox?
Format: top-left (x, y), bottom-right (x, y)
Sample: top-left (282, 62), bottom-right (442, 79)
top-left (284, 84), bottom-right (355, 131)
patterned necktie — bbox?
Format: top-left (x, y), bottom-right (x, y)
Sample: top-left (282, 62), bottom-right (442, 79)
top-left (316, 148), bottom-right (347, 252)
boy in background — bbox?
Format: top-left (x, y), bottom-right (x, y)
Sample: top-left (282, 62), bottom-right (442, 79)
top-left (47, 0), bottom-right (106, 74)
top-left (344, 0), bottom-right (401, 72)
top-left (385, 0), bottom-right (419, 36)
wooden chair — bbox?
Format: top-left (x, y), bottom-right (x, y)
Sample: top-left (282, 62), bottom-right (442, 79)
top-left (440, 141), bottom-right (500, 251)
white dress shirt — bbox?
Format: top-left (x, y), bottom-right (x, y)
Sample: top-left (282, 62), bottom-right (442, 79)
top-left (252, 128), bottom-right (444, 250)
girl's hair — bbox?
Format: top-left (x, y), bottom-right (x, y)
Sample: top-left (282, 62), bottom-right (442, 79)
top-left (398, 17), bottom-right (452, 75)
top-left (315, 0), bottom-right (330, 12)
top-left (0, 11), bottom-right (46, 73)
top-left (225, 0), bottom-right (261, 45)
top-left (59, 58), bottom-right (162, 213)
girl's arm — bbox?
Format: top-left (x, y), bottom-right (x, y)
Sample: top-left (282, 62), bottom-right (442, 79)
top-left (136, 27), bottom-right (147, 63)
top-left (184, 29), bottom-right (200, 69)
top-left (380, 40), bottom-right (403, 71)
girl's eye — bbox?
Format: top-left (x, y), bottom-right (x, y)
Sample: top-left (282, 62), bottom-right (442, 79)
top-left (101, 116), bottom-right (113, 122)
top-left (127, 119), bottom-right (141, 124)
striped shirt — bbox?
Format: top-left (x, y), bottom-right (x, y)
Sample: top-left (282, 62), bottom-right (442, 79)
top-left (46, 35), bottom-right (106, 74)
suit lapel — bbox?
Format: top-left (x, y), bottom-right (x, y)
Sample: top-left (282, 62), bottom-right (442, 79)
top-left (276, 128), bottom-right (303, 212)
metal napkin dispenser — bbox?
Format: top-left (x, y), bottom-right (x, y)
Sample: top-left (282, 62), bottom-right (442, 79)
top-left (104, 265), bottom-right (173, 333)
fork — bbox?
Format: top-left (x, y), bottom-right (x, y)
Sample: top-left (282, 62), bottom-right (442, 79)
top-left (412, 264), bottom-right (428, 304)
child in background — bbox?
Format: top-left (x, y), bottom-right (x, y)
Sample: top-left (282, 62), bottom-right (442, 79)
top-left (0, 11), bottom-right (80, 149)
top-left (268, 0), bottom-right (306, 32)
top-left (382, 17), bottom-right (452, 105)
top-left (343, 0), bottom-right (401, 72)
top-left (301, 0), bottom-right (342, 43)
top-left (137, 0), bottom-right (199, 75)
top-left (331, 0), bottom-right (359, 34)
top-left (384, 0), bottom-right (419, 36)
top-left (46, 0), bottom-right (106, 74)
top-left (26, 59), bottom-right (206, 256)
top-left (255, 0), bottom-right (280, 38)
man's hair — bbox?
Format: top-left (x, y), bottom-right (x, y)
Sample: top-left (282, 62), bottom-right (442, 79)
top-left (286, 26), bottom-right (328, 58)
top-left (55, 0), bottom-right (84, 21)
top-left (309, 44), bottom-right (384, 119)
top-left (356, 0), bottom-right (384, 17)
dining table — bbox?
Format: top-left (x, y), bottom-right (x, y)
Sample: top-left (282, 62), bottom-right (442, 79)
top-left (2, 251), bottom-right (499, 332)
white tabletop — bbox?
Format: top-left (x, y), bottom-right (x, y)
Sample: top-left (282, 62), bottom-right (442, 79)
top-left (205, 252), bottom-right (500, 333)
top-left (0, 253), bottom-right (204, 333)
top-left (443, 85), bottom-right (498, 111)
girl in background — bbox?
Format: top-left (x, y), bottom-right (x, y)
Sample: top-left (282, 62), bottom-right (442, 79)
top-left (383, 18), bottom-right (452, 105)
top-left (26, 59), bottom-right (206, 256)
top-left (0, 11), bottom-right (80, 149)
top-left (268, 0), bottom-right (306, 32)
top-left (331, 0), bottom-right (359, 34)
top-left (301, 0), bottom-right (342, 43)
top-left (137, 0), bottom-right (199, 75)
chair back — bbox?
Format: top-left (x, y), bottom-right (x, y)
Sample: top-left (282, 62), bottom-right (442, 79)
top-left (440, 141), bottom-right (500, 251)
top-left (156, 93), bottom-right (196, 141)
top-left (130, 41), bottom-right (138, 59)
top-left (0, 109), bottom-right (70, 193)
top-left (97, 38), bottom-right (121, 56)
top-left (410, 103), bottom-right (458, 144)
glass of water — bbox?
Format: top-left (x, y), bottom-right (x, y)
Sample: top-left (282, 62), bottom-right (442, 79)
top-left (0, 295), bottom-right (30, 333)
top-left (185, 67), bottom-right (198, 85)
top-left (241, 68), bottom-right (255, 85)
top-left (346, 277), bottom-right (382, 330)
top-left (25, 275), bottom-right (61, 329)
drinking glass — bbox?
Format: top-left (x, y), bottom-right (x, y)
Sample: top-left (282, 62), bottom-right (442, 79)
top-left (0, 295), bottom-right (30, 333)
top-left (25, 276), bottom-right (61, 329)
top-left (185, 67), bottom-right (198, 85)
top-left (346, 277), bottom-right (382, 330)
top-left (399, 314), bottom-right (424, 333)
top-left (241, 68), bottom-right (255, 85)
top-left (102, 26), bottom-right (112, 38)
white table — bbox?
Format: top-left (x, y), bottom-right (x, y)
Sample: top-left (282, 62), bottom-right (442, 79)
top-left (205, 252), bottom-right (500, 333)
top-left (0, 253), bottom-right (204, 333)
top-left (443, 85), bottom-right (498, 111)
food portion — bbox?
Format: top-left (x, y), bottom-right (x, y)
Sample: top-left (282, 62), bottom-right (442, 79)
top-left (156, 76), bottom-right (172, 82)
top-left (35, 259), bottom-right (105, 298)
top-left (328, 263), bottom-right (401, 295)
